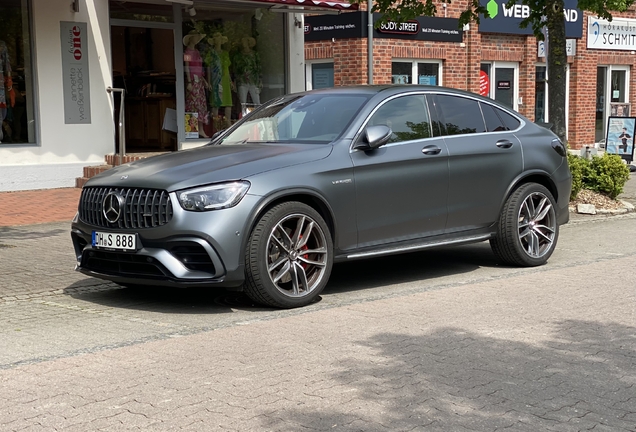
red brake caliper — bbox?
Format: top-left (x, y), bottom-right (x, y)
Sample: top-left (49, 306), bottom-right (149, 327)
top-left (299, 234), bottom-right (309, 269)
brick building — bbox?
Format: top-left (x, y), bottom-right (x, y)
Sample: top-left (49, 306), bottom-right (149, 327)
top-left (305, 1), bottom-right (636, 150)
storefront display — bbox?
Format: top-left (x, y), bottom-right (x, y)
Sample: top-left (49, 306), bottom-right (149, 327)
top-left (0, 0), bottom-right (36, 144)
top-left (182, 6), bottom-right (284, 139)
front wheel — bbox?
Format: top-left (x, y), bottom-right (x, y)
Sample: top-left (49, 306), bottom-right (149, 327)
top-left (490, 183), bottom-right (559, 267)
top-left (244, 202), bottom-right (333, 308)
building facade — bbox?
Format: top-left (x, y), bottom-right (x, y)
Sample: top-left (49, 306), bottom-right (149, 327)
top-left (305, 0), bottom-right (636, 153)
top-left (0, 0), bottom-right (354, 191)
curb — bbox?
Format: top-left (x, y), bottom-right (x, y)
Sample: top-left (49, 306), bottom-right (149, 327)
top-left (569, 200), bottom-right (635, 216)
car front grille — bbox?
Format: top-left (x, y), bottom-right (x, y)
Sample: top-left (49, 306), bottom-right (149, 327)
top-left (79, 187), bottom-right (173, 229)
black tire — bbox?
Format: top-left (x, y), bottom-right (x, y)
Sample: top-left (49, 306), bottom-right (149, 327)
top-left (244, 202), bottom-right (333, 308)
top-left (490, 183), bottom-right (559, 267)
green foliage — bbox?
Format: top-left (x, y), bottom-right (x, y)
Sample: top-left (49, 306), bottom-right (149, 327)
top-left (567, 153), bottom-right (589, 201)
top-left (568, 153), bottom-right (630, 200)
top-left (586, 153), bottom-right (631, 199)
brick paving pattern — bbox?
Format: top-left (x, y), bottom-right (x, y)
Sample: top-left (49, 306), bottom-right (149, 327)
top-left (0, 188), bottom-right (81, 226)
top-left (0, 175), bottom-right (634, 431)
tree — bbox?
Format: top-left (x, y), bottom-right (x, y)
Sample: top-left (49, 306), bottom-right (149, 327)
top-left (353, 0), bottom-right (634, 144)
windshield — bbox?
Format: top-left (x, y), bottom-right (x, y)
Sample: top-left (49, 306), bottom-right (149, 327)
top-left (220, 93), bottom-right (370, 145)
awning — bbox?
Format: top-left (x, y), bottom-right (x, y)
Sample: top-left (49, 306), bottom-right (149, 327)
top-left (215, 0), bottom-right (359, 13)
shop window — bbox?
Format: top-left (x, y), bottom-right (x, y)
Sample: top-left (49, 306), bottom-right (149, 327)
top-left (535, 66), bottom-right (547, 123)
top-left (307, 62), bottom-right (334, 90)
top-left (391, 61), bottom-right (441, 86)
top-left (110, 1), bottom-right (174, 23)
top-left (0, 0), bottom-right (36, 144)
top-left (182, 7), bottom-right (285, 139)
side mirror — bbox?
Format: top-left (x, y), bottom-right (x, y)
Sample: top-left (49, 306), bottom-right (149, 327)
top-left (354, 125), bottom-right (392, 150)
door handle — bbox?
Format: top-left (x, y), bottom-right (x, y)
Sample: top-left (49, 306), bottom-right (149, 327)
top-left (496, 140), bottom-right (513, 149)
top-left (422, 145), bottom-right (442, 155)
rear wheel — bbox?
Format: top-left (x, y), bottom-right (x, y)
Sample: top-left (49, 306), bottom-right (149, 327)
top-left (244, 202), bottom-right (333, 308)
top-left (490, 183), bottom-right (558, 267)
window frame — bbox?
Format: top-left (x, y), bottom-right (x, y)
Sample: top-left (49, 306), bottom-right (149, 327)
top-left (391, 59), bottom-right (442, 86)
top-left (305, 60), bottom-right (334, 91)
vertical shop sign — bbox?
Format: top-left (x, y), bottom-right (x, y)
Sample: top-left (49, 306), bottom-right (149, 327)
top-left (479, 70), bottom-right (490, 96)
top-left (60, 22), bottom-right (91, 124)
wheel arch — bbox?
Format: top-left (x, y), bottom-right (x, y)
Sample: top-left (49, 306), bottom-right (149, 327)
top-left (240, 189), bottom-right (337, 263)
top-left (499, 171), bottom-right (559, 217)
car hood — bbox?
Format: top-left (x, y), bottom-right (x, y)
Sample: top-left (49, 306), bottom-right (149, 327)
top-left (86, 143), bottom-right (333, 191)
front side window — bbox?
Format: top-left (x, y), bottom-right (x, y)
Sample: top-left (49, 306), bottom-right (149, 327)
top-left (0, 0), bottom-right (36, 144)
top-left (368, 95), bottom-right (431, 143)
top-left (433, 95), bottom-right (485, 136)
top-left (221, 94), bottom-right (370, 144)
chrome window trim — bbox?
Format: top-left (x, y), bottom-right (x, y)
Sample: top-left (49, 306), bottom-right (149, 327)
top-left (351, 90), bottom-right (526, 154)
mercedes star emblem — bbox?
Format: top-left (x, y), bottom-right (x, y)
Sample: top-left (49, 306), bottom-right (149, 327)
top-left (103, 192), bottom-right (124, 223)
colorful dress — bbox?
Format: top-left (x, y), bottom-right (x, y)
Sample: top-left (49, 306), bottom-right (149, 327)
top-left (232, 50), bottom-right (261, 88)
top-left (207, 49), bottom-right (222, 108)
top-left (184, 47), bottom-right (209, 125)
top-left (0, 40), bottom-right (12, 110)
top-left (220, 51), bottom-right (233, 107)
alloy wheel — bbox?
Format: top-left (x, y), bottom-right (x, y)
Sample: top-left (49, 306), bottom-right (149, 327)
top-left (266, 213), bottom-right (329, 298)
top-left (517, 192), bottom-right (556, 258)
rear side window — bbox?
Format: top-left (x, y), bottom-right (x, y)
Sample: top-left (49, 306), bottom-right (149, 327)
top-left (368, 95), bottom-right (432, 143)
top-left (495, 107), bottom-right (521, 130)
top-left (481, 103), bottom-right (507, 132)
top-left (433, 95), bottom-right (486, 136)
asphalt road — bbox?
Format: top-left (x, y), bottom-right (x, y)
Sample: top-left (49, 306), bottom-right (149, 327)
top-left (0, 210), bottom-right (635, 431)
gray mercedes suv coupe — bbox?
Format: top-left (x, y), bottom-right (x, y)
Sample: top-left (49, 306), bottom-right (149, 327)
top-left (71, 85), bottom-right (572, 308)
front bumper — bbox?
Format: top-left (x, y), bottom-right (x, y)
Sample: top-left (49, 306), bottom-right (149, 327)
top-left (71, 193), bottom-right (261, 288)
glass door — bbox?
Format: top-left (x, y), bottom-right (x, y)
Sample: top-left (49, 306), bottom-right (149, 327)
top-left (596, 66), bottom-right (607, 143)
top-left (597, 65), bottom-right (630, 143)
top-left (480, 62), bottom-right (519, 111)
top-left (494, 66), bottom-right (515, 110)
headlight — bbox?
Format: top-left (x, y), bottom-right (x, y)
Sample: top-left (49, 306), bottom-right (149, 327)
top-left (177, 181), bottom-right (250, 211)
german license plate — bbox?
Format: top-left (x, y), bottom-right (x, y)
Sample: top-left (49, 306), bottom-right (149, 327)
top-left (92, 231), bottom-right (137, 251)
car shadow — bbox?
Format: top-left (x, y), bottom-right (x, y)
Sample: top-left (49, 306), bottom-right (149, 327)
top-left (326, 242), bottom-right (501, 295)
top-left (62, 242), bottom-right (501, 314)
top-left (0, 224), bottom-right (68, 241)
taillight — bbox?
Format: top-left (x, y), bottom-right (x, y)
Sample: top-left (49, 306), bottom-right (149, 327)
top-left (551, 138), bottom-right (567, 157)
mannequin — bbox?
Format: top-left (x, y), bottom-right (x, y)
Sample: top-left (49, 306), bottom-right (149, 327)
top-left (207, 32), bottom-right (232, 122)
top-left (233, 37), bottom-right (261, 106)
top-left (183, 31), bottom-right (210, 138)
top-left (0, 40), bottom-right (13, 143)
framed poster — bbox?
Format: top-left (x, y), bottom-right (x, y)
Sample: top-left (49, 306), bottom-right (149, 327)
top-left (610, 103), bottom-right (630, 117)
top-left (184, 112), bottom-right (199, 139)
top-left (606, 116), bottom-right (635, 162)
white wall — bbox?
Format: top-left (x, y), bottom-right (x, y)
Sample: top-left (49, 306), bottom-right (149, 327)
top-left (0, 0), bottom-right (114, 191)
top-left (287, 13), bottom-right (305, 94)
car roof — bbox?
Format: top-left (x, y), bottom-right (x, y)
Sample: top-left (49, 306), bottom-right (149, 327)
top-left (294, 85), bottom-right (493, 101)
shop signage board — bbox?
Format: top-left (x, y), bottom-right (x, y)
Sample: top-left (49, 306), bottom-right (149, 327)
top-left (373, 15), bottom-right (462, 42)
top-left (587, 17), bottom-right (636, 50)
top-left (304, 12), bottom-right (364, 41)
top-left (605, 116), bottom-right (635, 162)
top-left (304, 12), bottom-right (462, 43)
top-left (538, 39), bottom-right (576, 57)
top-left (478, 0), bottom-right (583, 38)
top-left (60, 21), bottom-right (91, 124)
